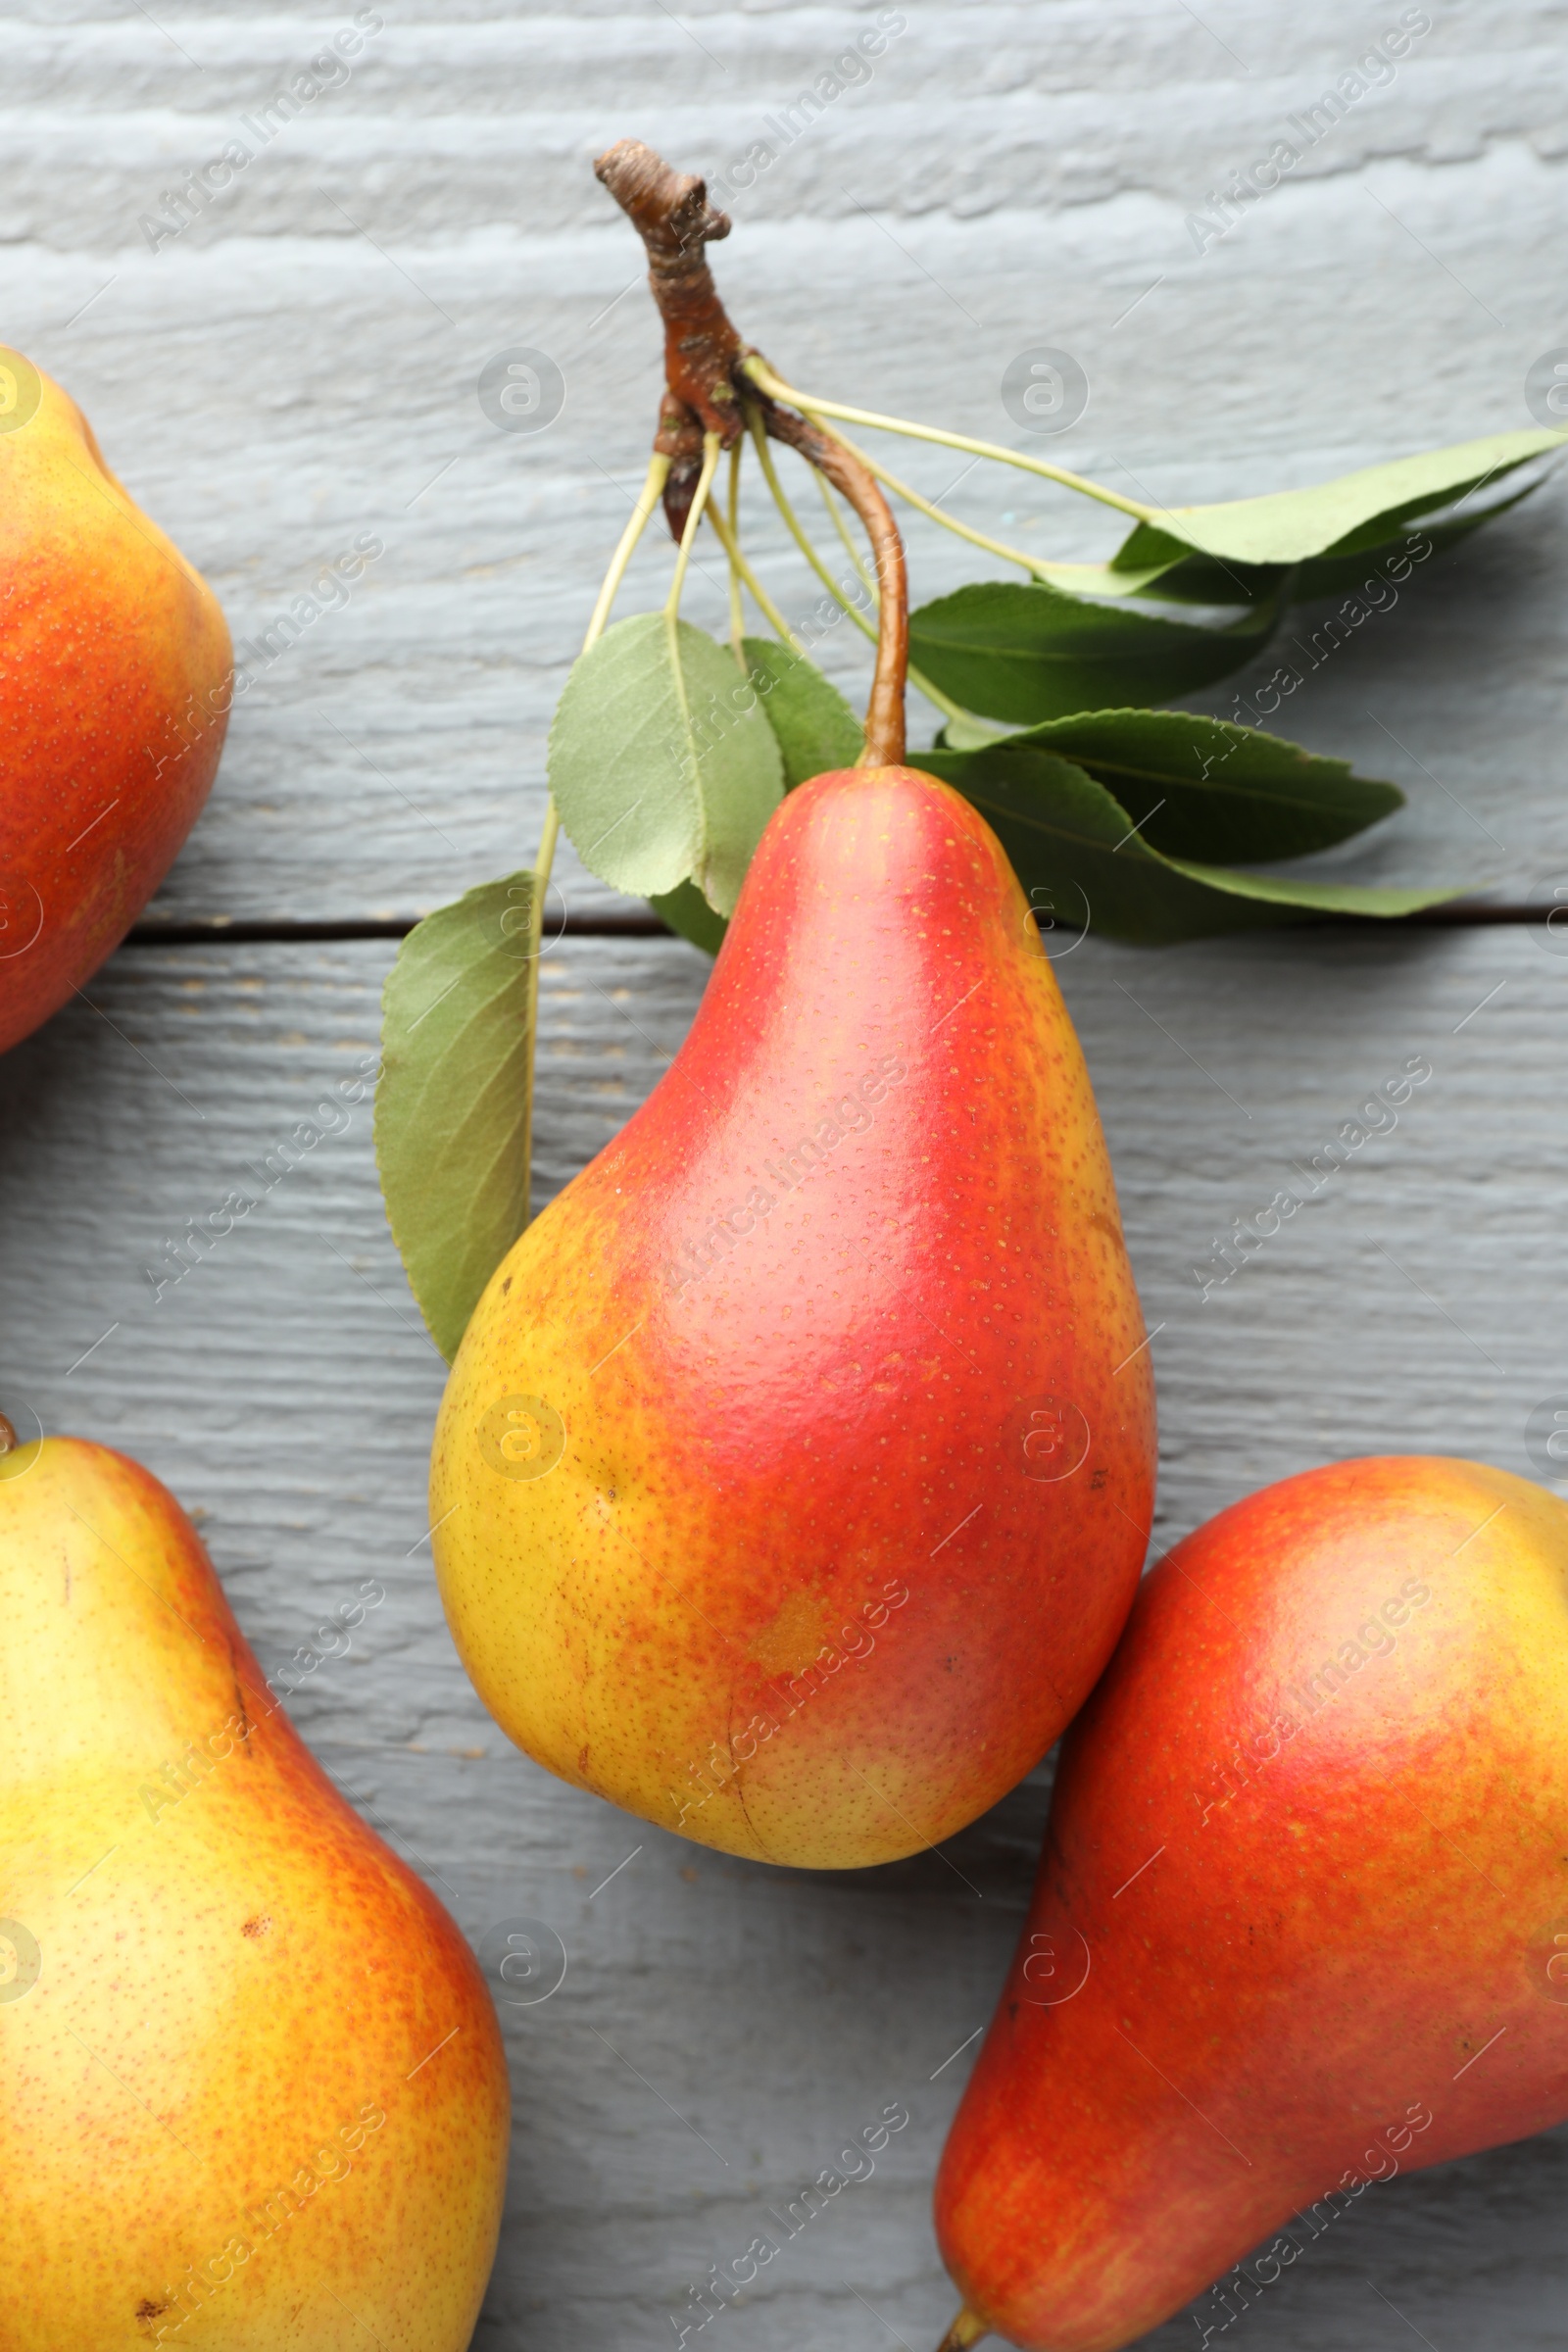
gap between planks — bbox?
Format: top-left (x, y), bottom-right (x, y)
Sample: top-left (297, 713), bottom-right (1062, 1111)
top-left (122, 904), bottom-right (1551, 949)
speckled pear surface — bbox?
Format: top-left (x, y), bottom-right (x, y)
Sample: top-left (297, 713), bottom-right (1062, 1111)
top-left (0, 1437), bottom-right (509, 2350)
top-left (431, 762), bottom-right (1155, 1869)
top-left (936, 1456), bottom-right (1568, 2351)
top-left (0, 349), bottom-right (230, 1054)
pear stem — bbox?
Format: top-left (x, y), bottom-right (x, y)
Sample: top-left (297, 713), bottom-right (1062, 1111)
top-left (756, 395), bottom-right (906, 766)
top-left (936, 2309), bottom-right (991, 2351)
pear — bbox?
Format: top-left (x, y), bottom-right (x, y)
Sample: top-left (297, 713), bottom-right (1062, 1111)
top-left (0, 346), bottom-right (231, 1054)
top-left (430, 761), bottom-right (1155, 1869)
top-left (0, 1429), bottom-right (509, 2349)
top-left (934, 1455), bottom-right (1568, 2351)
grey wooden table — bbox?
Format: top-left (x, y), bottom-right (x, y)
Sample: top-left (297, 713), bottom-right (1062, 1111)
top-left (4, 6), bottom-right (1568, 2346)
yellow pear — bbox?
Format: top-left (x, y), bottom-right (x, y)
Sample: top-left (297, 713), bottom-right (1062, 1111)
top-left (0, 1429), bottom-right (510, 2349)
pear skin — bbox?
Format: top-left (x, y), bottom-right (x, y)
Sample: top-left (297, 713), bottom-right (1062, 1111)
top-left (0, 347), bottom-right (231, 1054)
top-left (431, 764), bottom-right (1155, 1869)
top-left (935, 1456), bottom-right (1568, 2351)
top-left (0, 1436), bottom-right (509, 2350)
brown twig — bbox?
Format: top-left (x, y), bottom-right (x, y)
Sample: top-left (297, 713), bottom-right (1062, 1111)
top-left (593, 135), bottom-right (908, 769)
top-left (594, 140), bottom-right (745, 540)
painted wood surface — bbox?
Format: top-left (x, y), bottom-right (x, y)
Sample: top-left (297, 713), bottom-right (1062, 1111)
top-left (6, 922), bottom-right (1568, 2346)
top-left (5, 5), bottom-right (1568, 2347)
top-left (4, 2), bottom-right (1567, 924)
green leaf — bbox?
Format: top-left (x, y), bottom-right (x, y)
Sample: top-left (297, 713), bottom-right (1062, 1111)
top-left (650, 878), bottom-right (728, 956)
top-left (917, 736), bottom-right (1460, 946)
top-left (1287, 478), bottom-right (1544, 603)
top-left (1108, 428), bottom-right (1562, 572)
top-left (937, 710), bottom-right (1018, 753)
top-left (549, 612), bottom-right (784, 915)
top-left (908, 578), bottom-right (1278, 724)
top-left (926, 708), bottom-right (1400, 864)
top-left (375, 874), bottom-right (536, 1361)
top-left (741, 636), bottom-right (863, 784)
top-left (1031, 557), bottom-right (1193, 600)
top-left (1116, 481), bottom-right (1545, 609)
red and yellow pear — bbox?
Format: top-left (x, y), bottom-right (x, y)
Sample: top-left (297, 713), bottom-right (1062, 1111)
top-left (1, 346), bottom-right (230, 1054)
top-left (428, 394), bottom-right (1154, 1869)
top-left (934, 1455), bottom-right (1568, 2350)
top-left (0, 1429), bottom-right (509, 2349)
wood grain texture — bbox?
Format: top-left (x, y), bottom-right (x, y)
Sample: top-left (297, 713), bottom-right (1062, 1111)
top-left (3, 3), bottom-right (1567, 926)
top-left (6, 5), bottom-right (1568, 2345)
top-left (4, 921), bottom-right (1568, 2346)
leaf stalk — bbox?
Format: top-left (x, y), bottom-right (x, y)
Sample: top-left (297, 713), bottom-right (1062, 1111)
top-left (522, 446), bottom-right (672, 1226)
top-left (744, 356), bottom-right (1152, 525)
top-left (747, 408), bottom-right (879, 651)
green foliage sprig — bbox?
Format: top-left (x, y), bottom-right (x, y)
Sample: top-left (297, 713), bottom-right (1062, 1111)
top-left (375, 137), bottom-right (1562, 1360)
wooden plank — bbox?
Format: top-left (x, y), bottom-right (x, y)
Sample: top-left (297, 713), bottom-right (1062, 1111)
top-left (3, 6), bottom-right (1566, 927)
top-left (4, 919), bottom-right (1568, 2344)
